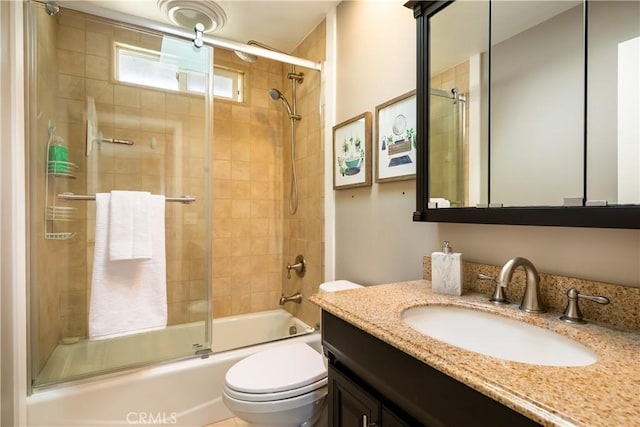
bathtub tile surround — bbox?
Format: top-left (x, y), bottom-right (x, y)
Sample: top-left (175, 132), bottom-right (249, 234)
top-left (310, 282), bottom-right (640, 426)
top-left (423, 256), bottom-right (640, 331)
top-left (280, 20), bottom-right (327, 329)
top-left (211, 48), bottom-right (285, 319)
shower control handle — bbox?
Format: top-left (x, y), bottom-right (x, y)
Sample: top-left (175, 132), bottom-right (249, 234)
top-left (286, 255), bottom-right (306, 279)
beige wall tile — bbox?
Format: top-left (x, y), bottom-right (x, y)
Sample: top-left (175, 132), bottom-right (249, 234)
top-left (59, 25), bottom-right (85, 53)
top-left (85, 55), bottom-right (109, 80)
top-left (86, 31), bottom-right (110, 57)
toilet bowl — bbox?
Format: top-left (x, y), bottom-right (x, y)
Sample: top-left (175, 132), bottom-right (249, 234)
top-left (222, 280), bottom-right (362, 427)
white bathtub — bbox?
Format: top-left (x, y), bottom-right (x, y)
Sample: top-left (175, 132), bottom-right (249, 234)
top-left (27, 310), bottom-right (319, 426)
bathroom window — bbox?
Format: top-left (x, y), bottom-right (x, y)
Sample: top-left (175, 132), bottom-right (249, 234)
top-left (213, 66), bottom-right (244, 102)
top-left (115, 43), bottom-right (244, 101)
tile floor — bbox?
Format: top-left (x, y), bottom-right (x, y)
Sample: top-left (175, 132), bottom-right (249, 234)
top-left (205, 417), bottom-right (248, 427)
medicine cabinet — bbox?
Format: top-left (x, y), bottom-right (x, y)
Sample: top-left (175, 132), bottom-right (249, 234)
top-left (406, 0), bottom-right (640, 228)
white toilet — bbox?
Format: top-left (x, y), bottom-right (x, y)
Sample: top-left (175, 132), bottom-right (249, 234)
top-left (222, 280), bottom-right (362, 427)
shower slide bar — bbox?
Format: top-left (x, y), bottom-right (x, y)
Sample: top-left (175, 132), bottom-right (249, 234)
top-left (58, 193), bottom-right (196, 204)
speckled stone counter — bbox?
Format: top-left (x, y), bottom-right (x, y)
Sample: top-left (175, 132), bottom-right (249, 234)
top-left (310, 281), bottom-right (640, 427)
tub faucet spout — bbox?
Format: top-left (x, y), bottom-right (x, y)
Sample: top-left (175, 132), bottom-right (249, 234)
top-left (279, 292), bottom-right (302, 305)
top-left (497, 257), bottom-right (546, 313)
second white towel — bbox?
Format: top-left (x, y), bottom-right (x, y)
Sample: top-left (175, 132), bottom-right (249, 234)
top-left (109, 190), bottom-right (152, 261)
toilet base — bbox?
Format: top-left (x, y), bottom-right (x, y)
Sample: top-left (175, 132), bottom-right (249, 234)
top-left (223, 387), bottom-right (327, 427)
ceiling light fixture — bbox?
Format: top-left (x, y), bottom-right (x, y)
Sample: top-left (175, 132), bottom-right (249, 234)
top-left (157, 0), bottom-right (227, 33)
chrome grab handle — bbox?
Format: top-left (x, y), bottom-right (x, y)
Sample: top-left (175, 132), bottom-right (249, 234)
top-left (478, 273), bottom-right (508, 305)
top-left (560, 288), bottom-right (610, 324)
top-left (362, 414), bottom-right (376, 427)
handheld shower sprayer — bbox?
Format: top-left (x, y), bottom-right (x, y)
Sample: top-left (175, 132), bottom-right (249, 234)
top-left (269, 87), bottom-right (300, 214)
top-left (269, 88), bottom-right (300, 121)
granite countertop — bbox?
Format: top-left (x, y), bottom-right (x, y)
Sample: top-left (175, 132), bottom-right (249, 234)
top-left (309, 281), bottom-right (640, 427)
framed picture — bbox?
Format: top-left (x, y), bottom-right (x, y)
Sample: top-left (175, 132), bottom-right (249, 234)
top-left (333, 112), bottom-right (372, 189)
top-left (375, 90), bottom-right (417, 182)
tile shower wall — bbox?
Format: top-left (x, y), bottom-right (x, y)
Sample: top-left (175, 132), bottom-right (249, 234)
top-left (211, 50), bottom-right (285, 318)
top-left (281, 21), bottom-right (326, 328)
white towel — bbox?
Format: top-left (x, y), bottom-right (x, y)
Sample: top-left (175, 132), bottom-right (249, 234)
top-left (89, 193), bottom-right (167, 340)
top-left (109, 190), bottom-right (152, 261)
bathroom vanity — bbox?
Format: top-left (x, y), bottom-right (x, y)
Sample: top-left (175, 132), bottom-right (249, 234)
top-left (323, 311), bottom-right (539, 426)
top-left (311, 281), bottom-right (640, 426)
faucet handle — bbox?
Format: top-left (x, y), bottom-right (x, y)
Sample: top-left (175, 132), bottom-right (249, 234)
top-left (560, 288), bottom-right (610, 324)
top-left (478, 273), bottom-right (509, 305)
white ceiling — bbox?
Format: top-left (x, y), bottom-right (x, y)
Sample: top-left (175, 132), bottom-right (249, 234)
top-left (79, 0), bottom-right (339, 54)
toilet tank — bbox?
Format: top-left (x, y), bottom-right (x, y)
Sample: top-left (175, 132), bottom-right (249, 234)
top-left (319, 280), bottom-right (362, 293)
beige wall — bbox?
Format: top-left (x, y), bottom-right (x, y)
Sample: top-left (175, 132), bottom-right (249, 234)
top-left (281, 21), bottom-right (326, 328)
top-left (335, 1), bottom-right (439, 286)
top-left (334, 1), bottom-right (640, 288)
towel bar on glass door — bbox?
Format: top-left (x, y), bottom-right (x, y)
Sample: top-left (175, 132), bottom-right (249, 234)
top-left (57, 192), bottom-right (196, 204)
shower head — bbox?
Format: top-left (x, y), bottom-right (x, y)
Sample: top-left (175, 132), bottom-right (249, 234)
top-left (234, 40), bottom-right (281, 63)
top-left (234, 51), bottom-right (257, 63)
top-left (269, 88), bottom-right (283, 101)
top-left (269, 88), bottom-right (297, 119)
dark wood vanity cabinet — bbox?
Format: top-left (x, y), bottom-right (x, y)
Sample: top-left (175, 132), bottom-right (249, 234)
top-left (322, 311), bottom-right (541, 427)
top-left (329, 363), bottom-right (413, 427)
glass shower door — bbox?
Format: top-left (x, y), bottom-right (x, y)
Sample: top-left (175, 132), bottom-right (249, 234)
top-left (28, 4), bottom-right (212, 387)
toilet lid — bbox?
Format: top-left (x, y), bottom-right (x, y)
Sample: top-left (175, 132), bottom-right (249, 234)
top-left (225, 343), bottom-right (327, 394)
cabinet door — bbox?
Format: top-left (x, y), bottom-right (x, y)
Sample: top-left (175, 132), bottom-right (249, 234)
top-left (329, 364), bottom-right (380, 427)
top-left (381, 407), bottom-right (412, 427)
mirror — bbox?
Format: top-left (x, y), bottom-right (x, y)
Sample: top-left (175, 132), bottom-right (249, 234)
top-left (490, 1), bottom-right (584, 207)
top-left (587, 1), bottom-right (640, 205)
top-left (429, 0), bottom-right (489, 208)
top-left (407, 0), bottom-right (640, 228)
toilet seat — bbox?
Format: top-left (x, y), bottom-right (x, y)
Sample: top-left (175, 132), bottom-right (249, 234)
top-left (225, 377), bottom-right (327, 402)
top-left (224, 343), bottom-right (327, 402)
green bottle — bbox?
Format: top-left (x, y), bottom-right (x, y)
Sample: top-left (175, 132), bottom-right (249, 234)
top-left (48, 136), bottom-right (68, 174)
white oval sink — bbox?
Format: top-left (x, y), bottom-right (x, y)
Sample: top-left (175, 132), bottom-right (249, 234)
top-left (402, 306), bottom-right (597, 367)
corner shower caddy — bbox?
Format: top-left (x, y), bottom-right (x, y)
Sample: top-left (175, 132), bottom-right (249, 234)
top-left (45, 123), bottom-right (78, 240)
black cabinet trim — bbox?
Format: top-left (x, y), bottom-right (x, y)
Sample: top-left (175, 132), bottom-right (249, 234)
top-left (414, 205), bottom-right (640, 228)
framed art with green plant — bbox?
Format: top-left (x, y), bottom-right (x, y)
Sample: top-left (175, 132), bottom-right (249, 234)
top-left (375, 90), bottom-right (417, 182)
top-left (332, 112), bottom-right (372, 189)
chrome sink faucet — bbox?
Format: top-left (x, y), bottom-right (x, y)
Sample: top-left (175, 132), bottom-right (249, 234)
top-left (497, 257), bottom-right (546, 313)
